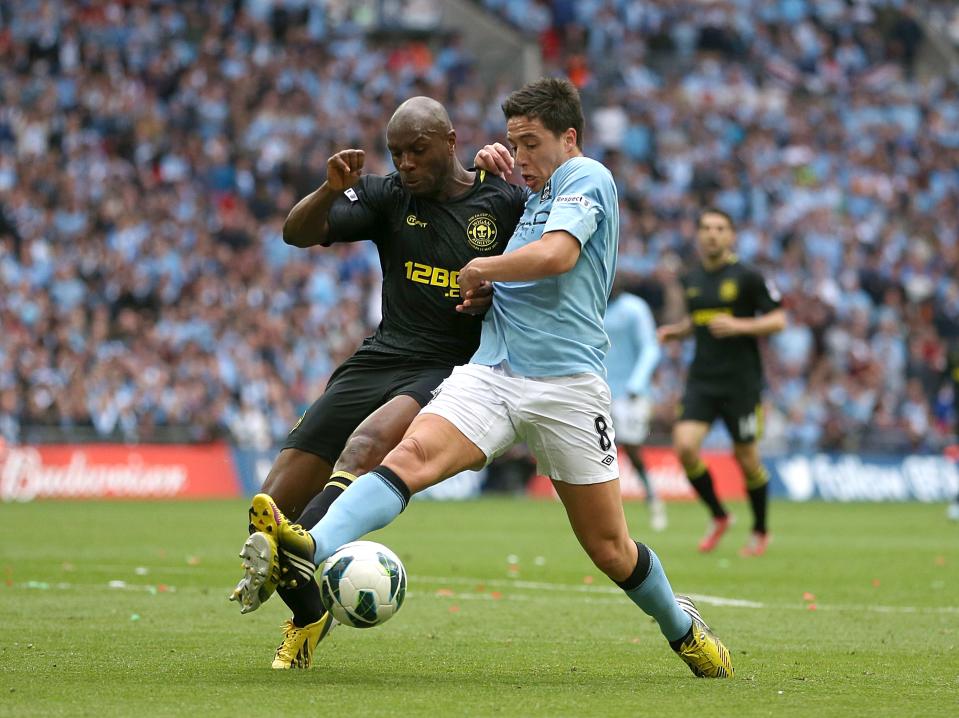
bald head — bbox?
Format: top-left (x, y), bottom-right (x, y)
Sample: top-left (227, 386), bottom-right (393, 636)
top-left (386, 96), bottom-right (467, 199)
top-left (387, 96), bottom-right (452, 137)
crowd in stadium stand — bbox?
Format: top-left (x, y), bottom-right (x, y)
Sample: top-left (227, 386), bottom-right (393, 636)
top-left (1, 0), bottom-right (957, 454)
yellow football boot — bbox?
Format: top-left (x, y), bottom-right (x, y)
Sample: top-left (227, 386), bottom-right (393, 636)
top-left (673, 595), bottom-right (734, 678)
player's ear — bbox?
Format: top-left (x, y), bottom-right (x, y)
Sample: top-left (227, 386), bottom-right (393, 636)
top-left (448, 129), bottom-right (456, 156)
top-left (564, 128), bottom-right (576, 152)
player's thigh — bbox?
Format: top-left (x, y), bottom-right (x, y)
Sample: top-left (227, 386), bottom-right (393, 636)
top-left (283, 353), bottom-right (393, 464)
top-left (718, 388), bottom-right (763, 444)
top-left (334, 394), bottom-right (423, 474)
top-left (383, 412), bottom-right (488, 493)
top-left (520, 373), bottom-right (619, 485)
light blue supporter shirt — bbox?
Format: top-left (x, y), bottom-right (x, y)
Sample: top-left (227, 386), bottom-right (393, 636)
top-left (604, 292), bottom-right (661, 399)
top-left (471, 156), bottom-right (619, 377)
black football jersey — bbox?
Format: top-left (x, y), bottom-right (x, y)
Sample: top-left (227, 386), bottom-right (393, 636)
top-left (681, 257), bottom-right (781, 386)
top-left (326, 170), bottom-right (527, 365)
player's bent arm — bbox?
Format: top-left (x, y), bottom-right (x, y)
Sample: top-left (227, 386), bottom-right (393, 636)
top-left (282, 183), bottom-right (340, 248)
top-left (737, 308), bottom-right (787, 336)
top-left (657, 316), bottom-right (693, 342)
top-left (458, 230), bottom-right (581, 291)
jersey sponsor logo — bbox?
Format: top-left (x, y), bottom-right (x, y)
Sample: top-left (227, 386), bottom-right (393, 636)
top-left (555, 194), bottom-right (593, 209)
top-left (466, 213), bottom-right (498, 251)
top-left (541, 179), bottom-right (552, 201)
top-left (691, 308), bottom-right (732, 325)
top-left (344, 188), bottom-right (358, 202)
top-left (406, 214), bottom-right (428, 228)
top-left (404, 261), bottom-right (461, 298)
top-left (601, 454), bottom-right (615, 466)
top-left (719, 279), bottom-right (738, 302)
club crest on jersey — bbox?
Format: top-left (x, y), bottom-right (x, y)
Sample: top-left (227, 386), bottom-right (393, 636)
top-left (466, 213), bottom-right (498, 251)
top-left (719, 279), bottom-right (738, 302)
top-left (540, 179), bottom-right (552, 202)
top-left (344, 188), bottom-right (358, 202)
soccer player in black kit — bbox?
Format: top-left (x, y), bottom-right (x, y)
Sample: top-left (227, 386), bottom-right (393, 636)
top-left (658, 209), bottom-right (786, 556)
top-left (230, 97), bottom-right (527, 668)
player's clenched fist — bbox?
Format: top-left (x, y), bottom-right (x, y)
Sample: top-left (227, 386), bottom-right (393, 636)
top-left (327, 150), bottom-right (365, 191)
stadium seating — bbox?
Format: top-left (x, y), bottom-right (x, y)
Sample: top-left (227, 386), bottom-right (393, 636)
top-left (1, 0), bottom-right (956, 452)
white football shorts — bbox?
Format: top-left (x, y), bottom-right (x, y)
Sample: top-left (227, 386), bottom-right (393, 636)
top-left (421, 363), bottom-right (619, 485)
top-left (610, 395), bottom-right (652, 445)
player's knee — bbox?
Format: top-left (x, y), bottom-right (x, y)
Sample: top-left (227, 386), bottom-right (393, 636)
top-left (674, 442), bottom-right (700, 469)
top-left (383, 435), bottom-right (432, 491)
top-left (732, 444), bottom-right (759, 470)
top-left (583, 537), bottom-right (632, 580)
top-left (339, 431), bottom-right (390, 476)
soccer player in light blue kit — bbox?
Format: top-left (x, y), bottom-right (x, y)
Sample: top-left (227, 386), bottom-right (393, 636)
top-left (605, 278), bottom-right (667, 531)
top-left (242, 78), bottom-right (733, 678)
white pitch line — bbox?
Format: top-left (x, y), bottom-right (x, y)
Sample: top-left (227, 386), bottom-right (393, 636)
top-left (409, 574), bottom-right (958, 615)
top-left (8, 570), bottom-right (957, 616)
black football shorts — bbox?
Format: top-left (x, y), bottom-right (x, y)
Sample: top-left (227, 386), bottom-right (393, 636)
top-left (678, 379), bottom-right (763, 444)
top-left (283, 350), bottom-right (452, 464)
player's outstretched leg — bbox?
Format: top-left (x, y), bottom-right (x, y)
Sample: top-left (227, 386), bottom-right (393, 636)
top-left (672, 595), bottom-right (734, 678)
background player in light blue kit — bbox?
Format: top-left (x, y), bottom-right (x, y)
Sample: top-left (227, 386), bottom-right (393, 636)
top-left (605, 276), bottom-right (666, 531)
top-left (240, 78), bottom-right (733, 678)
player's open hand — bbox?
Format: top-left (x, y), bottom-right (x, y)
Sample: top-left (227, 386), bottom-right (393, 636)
top-left (707, 314), bottom-right (742, 338)
top-left (474, 143), bottom-right (514, 179)
top-left (456, 281), bottom-right (494, 315)
top-left (327, 149), bottom-right (365, 191)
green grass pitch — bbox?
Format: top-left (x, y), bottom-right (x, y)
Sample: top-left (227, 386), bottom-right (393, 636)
top-left (1, 498), bottom-right (956, 717)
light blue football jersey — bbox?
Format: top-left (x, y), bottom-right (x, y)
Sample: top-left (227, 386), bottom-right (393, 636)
top-left (604, 292), bottom-right (661, 398)
top-left (471, 156), bottom-right (619, 377)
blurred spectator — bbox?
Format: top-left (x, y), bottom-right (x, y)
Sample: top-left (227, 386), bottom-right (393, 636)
top-left (1, 0), bottom-right (957, 453)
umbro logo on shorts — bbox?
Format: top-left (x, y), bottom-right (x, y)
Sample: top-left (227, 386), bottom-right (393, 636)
top-left (601, 455), bottom-right (615, 466)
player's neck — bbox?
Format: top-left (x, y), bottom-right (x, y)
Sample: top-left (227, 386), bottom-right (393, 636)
top-left (435, 162), bottom-right (475, 202)
top-left (701, 252), bottom-right (733, 272)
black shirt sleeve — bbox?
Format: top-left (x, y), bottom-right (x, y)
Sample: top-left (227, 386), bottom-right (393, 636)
top-left (325, 174), bottom-right (397, 245)
top-left (747, 267), bottom-right (782, 315)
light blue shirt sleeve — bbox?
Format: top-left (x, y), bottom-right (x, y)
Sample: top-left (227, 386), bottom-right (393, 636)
top-left (626, 297), bottom-right (661, 395)
top-left (542, 163), bottom-right (606, 246)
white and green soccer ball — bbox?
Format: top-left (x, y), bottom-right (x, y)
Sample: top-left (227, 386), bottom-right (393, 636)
top-left (319, 541), bottom-right (407, 628)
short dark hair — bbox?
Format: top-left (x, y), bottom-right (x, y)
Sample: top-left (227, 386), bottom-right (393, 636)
top-left (698, 207), bottom-right (735, 230)
top-left (501, 77), bottom-right (585, 149)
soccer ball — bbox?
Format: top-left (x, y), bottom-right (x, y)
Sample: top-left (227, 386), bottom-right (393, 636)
top-left (319, 541), bottom-right (407, 628)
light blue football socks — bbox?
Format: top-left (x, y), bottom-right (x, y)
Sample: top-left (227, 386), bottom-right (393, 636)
top-left (308, 466), bottom-right (409, 564)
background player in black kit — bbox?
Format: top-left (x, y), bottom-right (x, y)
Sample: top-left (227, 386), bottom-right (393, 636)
top-left (231, 97), bottom-right (527, 668)
top-left (658, 209), bottom-right (786, 557)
